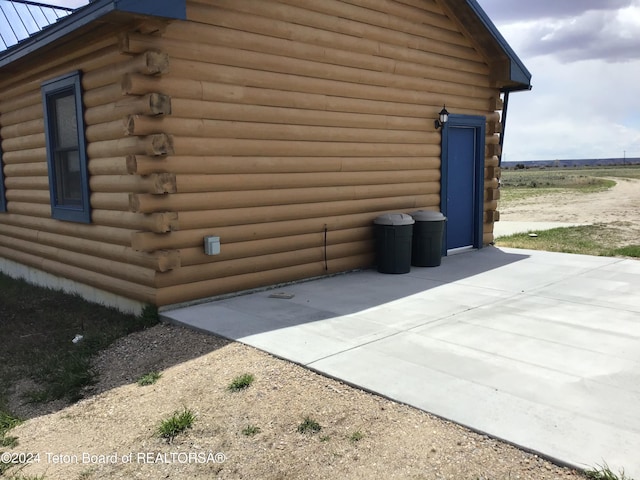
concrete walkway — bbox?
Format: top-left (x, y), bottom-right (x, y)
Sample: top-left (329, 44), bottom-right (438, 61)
top-left (162, 247), bottom-right (640, 477)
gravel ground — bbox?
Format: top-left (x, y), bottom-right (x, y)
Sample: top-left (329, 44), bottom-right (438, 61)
top-left (6, 324), bottom-right (585, 480)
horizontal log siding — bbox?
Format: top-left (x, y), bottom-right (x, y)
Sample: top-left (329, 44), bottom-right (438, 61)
top-left (0, 33), bottom-right (177, 304)
top-left (119, 0), bottom-right (504, 305)
top-left (0, 0), bottom-right (504, 307)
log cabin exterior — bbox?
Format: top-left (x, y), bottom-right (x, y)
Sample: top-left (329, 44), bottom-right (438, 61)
top-left (0, 0), bottom-right (531, 313)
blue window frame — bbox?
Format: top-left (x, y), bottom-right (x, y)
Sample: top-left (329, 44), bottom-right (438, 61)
top-left (42, 71), bottom-right (90, 223)
top-left (0, 145), bottom-right (6, 212)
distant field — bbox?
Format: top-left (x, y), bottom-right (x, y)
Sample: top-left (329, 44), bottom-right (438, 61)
top-left (499, 165), bottom-right (640, 202)
top-left (568, 165), bottom-right (640, 179)
top-left (496, 165), bottom-right (640, 257)
top-left (501, 165), bottom-right (640, 188)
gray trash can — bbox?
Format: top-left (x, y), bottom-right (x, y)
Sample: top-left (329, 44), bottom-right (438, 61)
top-left (410, 210), bottom-right (446, 267)
top-left (373, 213), bottom-right (414, 274)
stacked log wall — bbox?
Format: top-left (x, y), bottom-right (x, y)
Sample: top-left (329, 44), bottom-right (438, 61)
top-left (0, 31), bottom-right (177, 305)
top-left (119, 0), bottom-right (503, 305)
top-left (0, 0), bottom-right (505, 307)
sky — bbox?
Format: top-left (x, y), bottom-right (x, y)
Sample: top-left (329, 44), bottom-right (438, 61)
top-left (476, 0), bottom-right (640, 161)
top-left (32, 0), bottom-right (86, 7)
top-left (13, 0), bottom-right (640, 161)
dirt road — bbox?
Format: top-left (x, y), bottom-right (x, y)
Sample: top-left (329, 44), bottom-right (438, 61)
top-left (500, 177), bottom-right (640, 224)
top-left (499, 177), bottom-right (640, 245)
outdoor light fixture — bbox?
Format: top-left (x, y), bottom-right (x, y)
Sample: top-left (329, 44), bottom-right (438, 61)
top-left (434, 105), bottom-right (449, 129)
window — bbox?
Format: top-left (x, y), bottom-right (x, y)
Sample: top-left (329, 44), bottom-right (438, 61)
top-left (42, 71), bottom-right (90, 223)
top-left (0, 146), bottom-right (6, 212)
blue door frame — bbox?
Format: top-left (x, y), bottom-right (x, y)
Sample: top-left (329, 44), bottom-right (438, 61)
top-left (440, 114), bottom-right (486, 254)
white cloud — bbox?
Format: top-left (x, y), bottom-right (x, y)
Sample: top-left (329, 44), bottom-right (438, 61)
top-left (35, 0), bottom-right (89, 8)
top-left (516, 7), bottom-right (640, 62)
top-left (501, 55), bottom-right (640, 160)
top-left (479, 0), bottom-right (634, 22)
top-left (478, 0), bottom-right (640, 160)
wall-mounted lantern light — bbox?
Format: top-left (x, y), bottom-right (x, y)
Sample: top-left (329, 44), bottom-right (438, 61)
top-left (434, 105), bottom-right (449, 129)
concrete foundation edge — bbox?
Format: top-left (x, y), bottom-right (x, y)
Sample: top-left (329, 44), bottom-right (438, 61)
top-left (0, 258), bottom-right (145, 315)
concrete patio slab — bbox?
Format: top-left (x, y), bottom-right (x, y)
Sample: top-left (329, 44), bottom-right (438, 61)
top-left (162, 247), bottom-right (640, 477)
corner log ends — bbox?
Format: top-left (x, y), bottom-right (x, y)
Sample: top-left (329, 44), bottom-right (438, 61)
top-left (85, 48), bottom-right (181, 282)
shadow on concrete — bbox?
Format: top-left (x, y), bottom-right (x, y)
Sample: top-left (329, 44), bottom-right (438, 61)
top-left (162, 247), bottom-right (530, 339)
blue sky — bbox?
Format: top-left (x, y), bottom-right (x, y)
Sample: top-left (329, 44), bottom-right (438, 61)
top-left (23, 1), bottom-right (640, 161)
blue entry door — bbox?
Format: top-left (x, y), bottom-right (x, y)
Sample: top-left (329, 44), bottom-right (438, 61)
top-left (441, 115), bottom-right (486, 253)
top-left (447, 127), bottom-right (476, 249)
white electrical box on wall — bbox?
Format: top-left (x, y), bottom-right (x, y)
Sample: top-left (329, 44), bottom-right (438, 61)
top-left (204, 236), bottom-right (220, 255)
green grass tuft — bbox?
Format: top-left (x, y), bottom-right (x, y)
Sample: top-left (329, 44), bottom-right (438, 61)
top-left (137, 371), bottom-right (162, 386)
top-left (78, 469), bottom-right (94, 479)
top-left (349, 431), bottom-right (364, 442)
top-left (157, 407), bottom-right (195, 442)
top-left (25, 352), bottom-right (96, 404)
top-left (496, 225), bottom-right (639, 259)
top-left (297, 416), bottom-right (322, 434)
top-left (608, 245), bottom-right (640, 258)
top-left (0, 410), bottom-right (22, 438)
top-left (241, 425), bottom-right (261, 436)
top-left (584, 462), bottom-right (634, 480)
top-left (0, 410), bottom-right (22, 449)
top-left (137, 305), bottom-right (159, 329)
top-left (2, 435), bottom-right (19, 448)
top-left (1, 411), bottom-right (37, 477)
top-left (227, 373), bottom-right (255, 392)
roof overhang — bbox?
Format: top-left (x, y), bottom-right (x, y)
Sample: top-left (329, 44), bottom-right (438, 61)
top-left (442, 0), bottom-right (532, 92)
top-left (0, 0), bottom-right (187, 70)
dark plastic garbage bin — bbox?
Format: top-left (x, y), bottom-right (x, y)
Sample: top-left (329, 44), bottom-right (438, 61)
top-left (373, 213), bottom-right (414, 274)
top-left (410, 210), bottom-right (446, 267)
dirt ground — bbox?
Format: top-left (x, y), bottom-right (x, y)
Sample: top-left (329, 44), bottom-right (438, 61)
top-left (498, 177), bottom-right (640, 245)
top-left (6, 325), bottom-right (585, 480)
top-left (6, 177), bottom-right (640, 480)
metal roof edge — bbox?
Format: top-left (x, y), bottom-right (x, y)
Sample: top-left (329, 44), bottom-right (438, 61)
top-left (464, 0), bottom-right (532, 92)
top-left (0, 0), bottom-right (187, 69)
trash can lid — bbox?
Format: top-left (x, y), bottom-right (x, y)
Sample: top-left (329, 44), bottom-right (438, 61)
top-left (373, 213), bottom-right (415, 226)
top-left (410, 210), bottom-right (447, 221)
